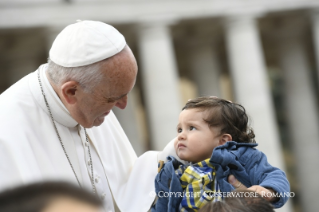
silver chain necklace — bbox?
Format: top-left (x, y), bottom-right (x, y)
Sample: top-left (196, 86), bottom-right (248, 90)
top-left (37, 70), bottom-right (97, 194)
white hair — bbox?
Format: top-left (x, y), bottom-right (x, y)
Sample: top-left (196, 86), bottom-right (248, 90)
top-left (47, 58), bottom-right (104, 93)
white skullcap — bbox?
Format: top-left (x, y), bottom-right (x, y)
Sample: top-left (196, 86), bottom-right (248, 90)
top-left (49, 20), bottom-right (126, 67)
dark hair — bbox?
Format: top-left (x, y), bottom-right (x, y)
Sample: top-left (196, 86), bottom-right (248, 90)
top-left (183, 96), bottom-right (255, 143)
top-left (199, 189), bottom-right (274, 212)
top-left (0, 181), bottom-right (102, 212)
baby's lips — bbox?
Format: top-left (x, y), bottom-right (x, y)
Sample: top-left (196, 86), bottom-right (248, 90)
top-left (177, 143), bottom-right (186, 148)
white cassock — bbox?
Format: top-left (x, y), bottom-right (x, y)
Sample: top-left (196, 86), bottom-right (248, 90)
top-left (0, 64), bottom-right (176, 212)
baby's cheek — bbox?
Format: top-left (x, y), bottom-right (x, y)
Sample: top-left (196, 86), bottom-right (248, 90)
top-left (173, 139), bottom-right (178, 150)
top-left (174, 138), bottom-right (178, 145)
top-left (174, 146), bottom-right (179, 156)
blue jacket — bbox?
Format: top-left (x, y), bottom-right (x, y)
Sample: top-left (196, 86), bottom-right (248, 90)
top-left (209, 141), bottom-right (290, 208)
top-left (152, 141), bottom-right (290, 211)
top-left (151, 157), bottom-right (184, 212)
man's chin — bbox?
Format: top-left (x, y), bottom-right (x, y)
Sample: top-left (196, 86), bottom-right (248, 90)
top-left (92, 117), bottom-right (105, 127)
top-left (91, 112), bottom-right (110, 127)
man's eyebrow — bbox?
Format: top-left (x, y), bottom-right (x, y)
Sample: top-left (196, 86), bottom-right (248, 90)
top-left (104, 93), bottom-right (127, 102)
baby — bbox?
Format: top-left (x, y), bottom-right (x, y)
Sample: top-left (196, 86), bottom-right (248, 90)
top-left (152, 97), bottom-right (290, 212)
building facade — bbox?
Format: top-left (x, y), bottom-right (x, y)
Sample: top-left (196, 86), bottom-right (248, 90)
top-left (1, 1), bottom-right (319, 211)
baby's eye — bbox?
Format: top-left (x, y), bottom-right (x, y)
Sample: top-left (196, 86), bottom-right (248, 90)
top-left (190, 126), bottom-right (196, 131)
top-left (177, 128), bottom-right (182, 133)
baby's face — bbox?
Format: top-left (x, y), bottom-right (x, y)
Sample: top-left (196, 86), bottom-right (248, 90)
top-left (174, 109), bottom-right (222, 163)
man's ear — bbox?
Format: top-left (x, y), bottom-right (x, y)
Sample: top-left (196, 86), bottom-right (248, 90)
top-left (60, 81), bottom-right (79, 104)
top-left (219, 134), bottom-right (232, 145)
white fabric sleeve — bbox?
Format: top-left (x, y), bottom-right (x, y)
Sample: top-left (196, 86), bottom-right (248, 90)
top-left (120, 138), bottom-right (189, 212)
top-left (120, 151), bottom-right (158, 212)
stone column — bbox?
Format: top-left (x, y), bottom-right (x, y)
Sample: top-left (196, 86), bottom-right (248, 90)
top-left (0, 39), bottom-right (7, 92)
top-left (113, 88), bottom-right (146, 156)
top-left (7, 30), bottom-right (43, 85)
top-left (311, 10), bottom-right (319, 90)
top-left (188, 38), bottom-right (222, 97)
top-left (45, 26), bottom-right (64, 55)
top-left (137, 21), bottom-right (181, 151)
top-left (224, 15), bottom-right (294, 212)
top-left (224, 15), bottom-right (285, 169)
top-left (277, 21), bottom-right (319, 212)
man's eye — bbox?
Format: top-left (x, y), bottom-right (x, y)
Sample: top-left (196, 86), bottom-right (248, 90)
top-left (106, 98), bottom-right (116, 103)
top-left (190, 126), bottom-right (196, 131)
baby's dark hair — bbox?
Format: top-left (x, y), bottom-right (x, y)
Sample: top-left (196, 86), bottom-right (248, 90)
top-left (183, 96), bottom-right (255, 143)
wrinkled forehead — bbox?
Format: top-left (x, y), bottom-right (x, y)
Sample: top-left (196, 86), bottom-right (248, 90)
top-left (101, 50), bottom-right (137, 82)
top-left (95, 65), bottom-right (137, 98)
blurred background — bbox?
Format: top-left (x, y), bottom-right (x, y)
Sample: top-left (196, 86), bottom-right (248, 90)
top-left (1, 0), bottom-right (319, 212)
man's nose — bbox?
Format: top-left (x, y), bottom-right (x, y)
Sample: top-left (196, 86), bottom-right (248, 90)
top-left (115, 95), bottom-right (128, 109)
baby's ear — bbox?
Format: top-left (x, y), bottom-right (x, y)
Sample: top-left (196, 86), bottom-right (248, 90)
top-left (219, 134), bottom-right (232, 145)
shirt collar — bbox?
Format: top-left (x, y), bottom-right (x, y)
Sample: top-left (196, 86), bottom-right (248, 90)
top-left (37, 64), bottom-right (78, 128)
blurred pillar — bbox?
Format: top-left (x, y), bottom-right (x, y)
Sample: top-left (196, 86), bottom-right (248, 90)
top-left (311, 10), bottom-right (319, 88)
top-left (45, 27), bottom-right (64, 54)
top-left (224, 16), bottom-right (292, 212)
top-left (277, 22), bottom-right (319, 212)
top-left (188, 38), bottom-right (222, 97)
top-left (113, 88), bottom-right (146, 156)
top-left (225, 16), bottom-right (292, 212)
top-left (137, 22), bottom-right (181, 150)
top-left (224, 15), bottom-right (285, 167)
top-left (7, 32), bottom-right (41, 84)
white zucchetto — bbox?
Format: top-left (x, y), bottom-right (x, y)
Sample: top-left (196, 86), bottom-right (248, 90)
top-left (49, 20), bottom-right (126, 67)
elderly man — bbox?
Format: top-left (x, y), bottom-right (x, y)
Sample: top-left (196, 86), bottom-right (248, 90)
top-left (0, 20), bottom-right (257, 212)
top-left (0, 20), bottom-right (171, 212)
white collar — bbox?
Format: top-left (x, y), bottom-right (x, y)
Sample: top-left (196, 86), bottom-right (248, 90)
top-left (30, 64), bottom-right (78, 128)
